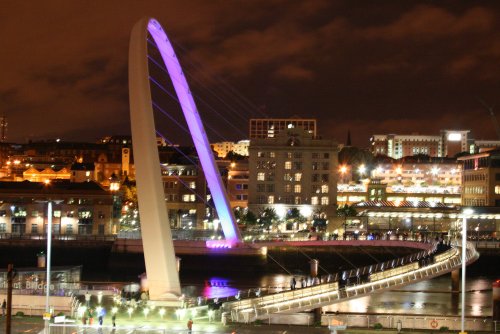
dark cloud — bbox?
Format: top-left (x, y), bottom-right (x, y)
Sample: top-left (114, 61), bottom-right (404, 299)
top-left (1, 1), bottom-right (500, 146)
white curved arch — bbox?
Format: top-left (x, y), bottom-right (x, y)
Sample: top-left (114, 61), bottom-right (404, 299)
top-left (129, 18), bottom-right (241, 300)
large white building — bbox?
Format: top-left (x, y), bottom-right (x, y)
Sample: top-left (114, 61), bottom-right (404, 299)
top-left (371, 130), bottom-right (470, 159)
top-left (211, 140), bottom-right (250, 158)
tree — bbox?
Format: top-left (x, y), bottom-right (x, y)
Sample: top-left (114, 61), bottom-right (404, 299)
top-left (119, 179), bottom-right (139, 231)
top-left (225, 151), bottom-right (246, 161)
top-left (337, 204), bottom-right (357, 239)
top-left (233, 207), bottom-right (258, 229)
top-left (259, 207), bottom-right (279, 232)
top-left (285, 208), bottom-right (306, 230)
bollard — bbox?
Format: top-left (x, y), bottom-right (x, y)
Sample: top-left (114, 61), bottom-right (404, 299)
top-left (310, 259), bottom-right (319, 278)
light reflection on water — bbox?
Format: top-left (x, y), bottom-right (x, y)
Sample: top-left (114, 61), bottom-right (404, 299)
top-left (322, 276), bottom-right (492, 317)
top-left (185, 275), bottom-right (493, 316)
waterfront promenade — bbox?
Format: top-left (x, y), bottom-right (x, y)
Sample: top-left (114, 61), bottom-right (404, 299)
top-left (0, 315), bottom-right (498, 334)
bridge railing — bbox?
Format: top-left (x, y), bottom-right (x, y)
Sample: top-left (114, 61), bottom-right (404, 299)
top-left (0, 233), bottom-right (116, 242)
top-left (223, 241), bottom-right (478, 322)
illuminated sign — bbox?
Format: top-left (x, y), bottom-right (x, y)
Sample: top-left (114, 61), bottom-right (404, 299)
top-left (447, 133), bottom-right (462, 141)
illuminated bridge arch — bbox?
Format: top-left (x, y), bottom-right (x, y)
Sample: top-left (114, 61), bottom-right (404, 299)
top-left (129, 18), bottom-right (241, 300)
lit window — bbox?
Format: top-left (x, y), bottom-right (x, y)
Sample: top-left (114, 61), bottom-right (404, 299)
top-left (285, 161), bottom-right (292, 170)
top-left (311, 196), bottom-right (319, 205)
top-left (321, 197), bottom-right (329, 205)
top-left (85, 171), bottom-right (91, 177)
top-left (294, 173), bottom-right (302, 181)
top-left (321, 185), bottom-right (329, 193)
top-left (268, 195), bottom-right (275, 204)
top-left (294, 184), bottom-right (301, 193)
top-left (182, 194), bottom-right (196, 202)
top-left (189, 181), bottom-right (196, 189)
top-left (495, 185), bottom-right (500, 194)
top-left (295, 196), bottom-right (301, 205)
top-left (257, 172), bottom-right (265, 181)
top-left (284, 184), bottom-right (291, 193)
top-left (269, 152), bottom-right (275, 158)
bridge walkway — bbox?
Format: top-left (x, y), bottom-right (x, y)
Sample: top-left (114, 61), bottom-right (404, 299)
top-left (222, 241), bottom-right (479, 323)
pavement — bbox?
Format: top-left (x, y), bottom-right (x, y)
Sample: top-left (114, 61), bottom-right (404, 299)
top-left (0, 315), bottom-right (498, 334)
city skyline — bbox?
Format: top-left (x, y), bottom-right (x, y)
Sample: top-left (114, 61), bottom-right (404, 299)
top-left (1, 1), bottom-right (500, 147)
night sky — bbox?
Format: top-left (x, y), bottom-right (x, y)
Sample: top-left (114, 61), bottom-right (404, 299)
top-left (2, 1), bottom-right (500, 147)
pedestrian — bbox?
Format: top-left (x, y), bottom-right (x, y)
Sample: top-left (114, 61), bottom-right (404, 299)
top-left (187, 318), bottom-right (193, 334)
top-left (112, 314), bottom-right (116, 327)
top-left (85, 291), bottom-right (91, 307)
top-left (98, 315), bottom-right (103, 326)
top-left (1, 299), bottom-right (6, 316)
top-left (301, 277), bottom-right (306, 288)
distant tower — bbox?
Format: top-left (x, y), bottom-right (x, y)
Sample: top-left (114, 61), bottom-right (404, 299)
top-left (0, 116), bottom-right (7, 142)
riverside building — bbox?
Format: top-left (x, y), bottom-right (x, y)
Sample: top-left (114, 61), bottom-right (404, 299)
top-left (248, 125), bottom-right (339, 226)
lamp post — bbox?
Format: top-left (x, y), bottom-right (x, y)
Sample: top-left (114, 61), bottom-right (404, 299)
top-left (460, 208), bottom-right (473, 334)
top-left (44, 201), bottom-right (53, 333)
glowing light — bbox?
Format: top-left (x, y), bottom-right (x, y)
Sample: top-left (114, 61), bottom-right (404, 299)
top-left (447, 133), bottom-right (462, 141)
top-left (206, 240), bottom-right (234, 248)
top-left (159, 308), bottom-right (165, 318)
top-left (300, 206), bottom-right (312, 218)
top-left (358, 165), bottom-right (366, 175)
top-left (463, 208), bottom-right (474, 216)
top-left (143, 308), bottom-right (150, 318)
top-left (127, 307), bottom-right (133, 318)
top-left (77, 306), bottom-right (87, 318)
top-left (275, 205), bottom-right (286, 218)
top-left (111, 307), bottom-right (118, 314)
top-left (146, 19), bottom-right (241, 243)
top-left (44, 179), bottom-right (51, 185)
top-left (431, 167), bottom-right (439, 175)
top-left (339, 165), bottom-right (347, 174)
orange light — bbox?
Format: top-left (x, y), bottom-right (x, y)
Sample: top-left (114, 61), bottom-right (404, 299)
top-left (339, 165), bottom-right (347, 174)
top-left (44, 179), bottom-right (51, 185)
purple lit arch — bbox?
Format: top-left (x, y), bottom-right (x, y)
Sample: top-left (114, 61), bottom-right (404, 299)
top-left (129, 17), bottom-right (241, 300)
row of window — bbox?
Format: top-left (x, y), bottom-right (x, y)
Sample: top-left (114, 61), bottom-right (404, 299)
top-left (256, 172), bottom-right (329, 182)
top-left (256, 195), bottom-right (329, 205)
top-left (464, 174), bottom-right (487, 182)
top-left (463, 198), bottom-right (487, 206)
top-left (0, 209), bottom-right (99, 219)
top-left (256, 152), bottom-right (330, 159)
top-left (164, 181), bottom-right (196, 189)
top-left (463, 186), bottom-right (486, 195)
top-left (256, 184), bottom-right (329, 194)
top-left (258, 172), bottom-right (301, 182)
top-left (1, 223), bottom-right (103, 235)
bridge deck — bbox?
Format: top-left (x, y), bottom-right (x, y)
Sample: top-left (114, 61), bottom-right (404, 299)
top-left (222, 241), bottom-right (479, 323)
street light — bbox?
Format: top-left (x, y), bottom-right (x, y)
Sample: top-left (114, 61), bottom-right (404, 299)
top-left (460, 208), bottom-right (473, 334)
top-left (44, 201), bottom-right (53, 332)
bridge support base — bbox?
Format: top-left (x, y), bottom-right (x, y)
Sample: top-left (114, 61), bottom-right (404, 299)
top-left (314, 307), bottom-right (322, 324)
